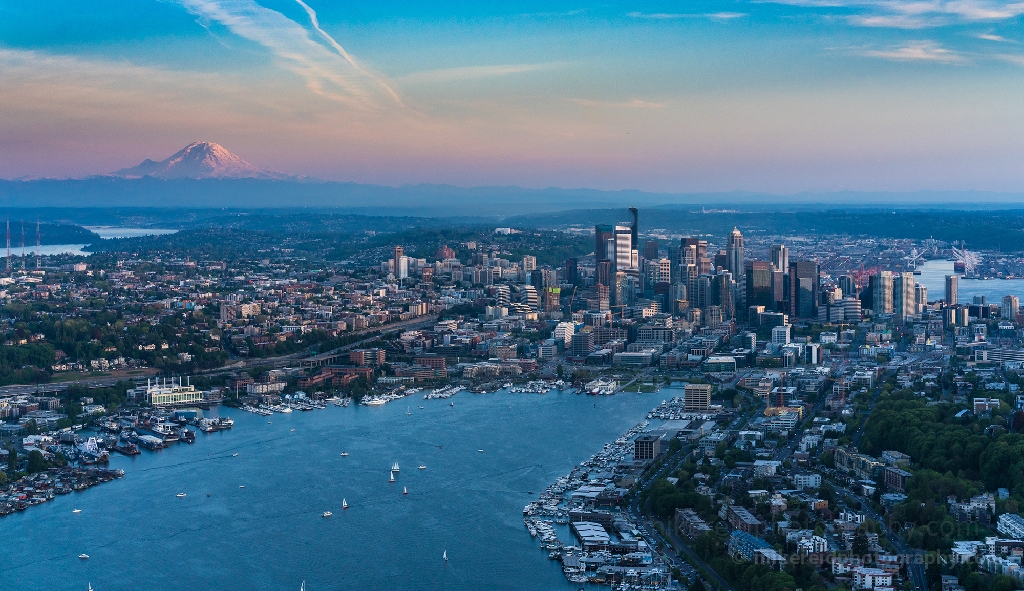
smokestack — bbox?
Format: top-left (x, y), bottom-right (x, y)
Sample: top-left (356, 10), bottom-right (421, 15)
top-left (629, 207), bottom-right (638, 246)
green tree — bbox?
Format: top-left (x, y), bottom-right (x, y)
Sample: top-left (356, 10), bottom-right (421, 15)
top-left (556, 364), bottom-right (563, 378)
top-left (26, 450), bottom-right (48, 474)
top-left (852, 529), bottom-right (870, 559)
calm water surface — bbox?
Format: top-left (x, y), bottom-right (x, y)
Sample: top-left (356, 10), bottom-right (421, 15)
top-left (0, 390), bottom-right (660, 591)
top-left (916, 259), bottom-right (1024, 304)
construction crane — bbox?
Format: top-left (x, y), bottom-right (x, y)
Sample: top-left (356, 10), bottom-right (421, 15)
top-left (904, 247), bottom-right (926, 269)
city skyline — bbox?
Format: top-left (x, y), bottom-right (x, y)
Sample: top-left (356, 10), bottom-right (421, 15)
top-left (3, 0), bottom-right (1024, 192)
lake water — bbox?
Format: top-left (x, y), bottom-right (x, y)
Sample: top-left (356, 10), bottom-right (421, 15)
top-left (915, 259), bottom-right (1024, 304)
top-left (19, 228), bottom-right (179, 256)
top-left (0, 390), bottom-right (660, 591)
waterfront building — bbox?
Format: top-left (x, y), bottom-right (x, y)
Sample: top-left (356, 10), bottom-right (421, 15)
top-left (634, 434), bottom-right (662, 460)
top-left (136, 378), bottom-right (205, 407)
top-left (683, 383), bottom-right (711, 411)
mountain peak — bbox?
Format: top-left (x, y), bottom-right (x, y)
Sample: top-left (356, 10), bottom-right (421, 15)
top-left (112, 142), bottom-right (290, 180)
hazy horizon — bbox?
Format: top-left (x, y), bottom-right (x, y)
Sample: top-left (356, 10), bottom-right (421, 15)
top-left (3, 1), bottom-right (1024, 194)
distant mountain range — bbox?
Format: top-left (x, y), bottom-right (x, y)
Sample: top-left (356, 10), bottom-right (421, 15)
top-left (111, 142), bottom-right (291, 180)
top-left (2, 142), bottom-right (1024, 215)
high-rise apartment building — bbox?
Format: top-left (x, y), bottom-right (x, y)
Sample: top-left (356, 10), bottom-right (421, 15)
top-left (871, 271), bottom-right (893, 315)
top-left (614, 225), bottom-right (633, 272)
top-left (892, 272), bottom-right (915, 321)
top-left (945, 275), bottom-right (958, 305)
top-left (915, 284), bottom-right (928, 314)
top-left (1002, 295), bottom-right (1019, 321)
top-left (522, 256), bottom-right (537, 273)
top-left (838, 275), bottom-right (856, 298)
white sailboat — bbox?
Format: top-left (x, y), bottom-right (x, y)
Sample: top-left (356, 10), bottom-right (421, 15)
top-left (403, 486), bottom-right (408, 495)
top-left (443, 550), bottom-right (448, 561)
top-left (392, 461), bottom-right (400, 472)
top-left (389, 471), bottom-right (395, 483)
top-left (342, 499), bottom-right (348, 509)
top-left (407, 406), bottom-right (412, 415)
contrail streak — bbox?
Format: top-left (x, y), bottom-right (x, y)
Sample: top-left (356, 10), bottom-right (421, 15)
top-left (294, 0), bottom-right (404, 107)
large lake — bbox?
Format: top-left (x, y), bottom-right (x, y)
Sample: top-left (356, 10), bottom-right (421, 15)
top-left (0, 390), bottom-right (659, 591)
top-left (26, 227), bottom-right (178, 256)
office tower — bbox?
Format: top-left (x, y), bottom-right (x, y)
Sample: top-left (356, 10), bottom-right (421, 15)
top-left (522, 255), bottom-right (537, 273)
top-left (1002, 295), bottom-right (1019, 321)
top-left (696, 274), bottom-right (712, 309)
top-left (714, 250), bottom-right (727, 270)
top-left (771, 270), bottom-right (785, 312)
top-left (629, 207), bottom-right (638, 248)
top-left (613, 271), bottom-right (635, 308)
top-left (893, 272), bottom-right (915, 321)
top-left (643, 240), bottom-right (659, 262)
top-left (530, 269), bottom-right (544, 289)
top-left (684, 264), bottom-right (699, 308)
top-left (655, 258), bottom-right (672, 283)
top-left (871, 271), bottom-right (893, 315)
top-left (596, 260), bottom-right (611, 287)
top-left (393, 246), bottom-right (407, 279)
top-left (726, 228), bottom-right (745, 311)
top-left (770, 244), bottom-right (788, 273)
top-left (945, 275), bottom-right (958, 305)
top-left (705, 305), bottom-right (723, 328)
top-left (712, 273), bottom-right (734, 319)
top-left (746, 261), bottom-right (774, 309)
top-left (595, 225), bottom-right (614, 262)
top-left (726, 228), bottom-right (744, 274)
top-left (564, 258), bottom-right (578, 284)
top-left (614, 226), bottom-right (632, 272)
top-left (571, 332), bottom-right (595, 357)
top-left (838, 275), bottom-right (856, 298)
top-left (682, 237), bottom-right (711, 274)
top-left (595, 284), bottom-right (610, 311)
top-left (788, 261), bottom-right (819, 319)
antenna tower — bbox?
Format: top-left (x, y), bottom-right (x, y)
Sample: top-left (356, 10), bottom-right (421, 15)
top-left (35, 218), bottom-right (40, 270)
top-left (20, 222), bottom-right (25, 271)
top-left (4, 219), bottom-right (9, 274)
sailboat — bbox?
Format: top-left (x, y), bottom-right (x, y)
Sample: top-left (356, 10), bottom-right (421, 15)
top-left (407, 406), bottom-right (412, 415)
top-left (392, 461), bottom-right (400, 472)
top-left (389, 471), bottom-right (395, 483)
top-left (443, 550), bottom-right (448, 561)
top-left (342, 499), bottom-right (348, 509)
top-left (403, 486), bottom-right (408, 495)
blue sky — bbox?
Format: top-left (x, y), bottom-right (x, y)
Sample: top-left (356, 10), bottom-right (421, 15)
top-left (2, 0), bottom-right (1024, 192)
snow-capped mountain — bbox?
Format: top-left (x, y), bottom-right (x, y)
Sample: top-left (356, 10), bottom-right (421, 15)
top-left (112, 142), bottom-right (290, 180)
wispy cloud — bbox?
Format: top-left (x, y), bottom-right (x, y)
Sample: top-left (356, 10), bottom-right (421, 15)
top-left (571, 98), bottom-right (665, 109)
top-left (996, 53), bottom-right (1024, 64)
top-left (399, 63), bottom-right (561, 84)
top-left (176, 0), bottom-right (399, 108)
top-left (977, 32), bottom-right (1014, 41)
top-left (626, 11), bottom-right (747, 19)
top-left (858, 40), bottom-right (969, 63)
top-left (762, 0), bottom-right (1024, 28)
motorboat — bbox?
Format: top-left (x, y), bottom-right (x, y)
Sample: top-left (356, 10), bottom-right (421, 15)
top-left (73, 509), bottom-right (82, 513)
top-left (232, 453), bottom-right (239, 457)
top-left (176, 493), bottom-right (186, 498)
top-left (418, 465), bottom-right (426, 470)
top-left (322, 511), bottom-right (332, 517)
top-left (78, 554), bottom-right (89, 560)
top-left (340, 452), bottom-right (349, 457)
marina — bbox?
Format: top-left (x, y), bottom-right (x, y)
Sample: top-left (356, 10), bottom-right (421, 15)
top-left (0, 388), bottom-right (657, 591)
